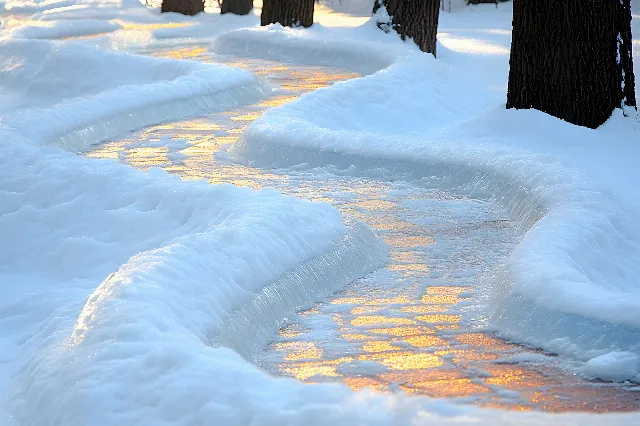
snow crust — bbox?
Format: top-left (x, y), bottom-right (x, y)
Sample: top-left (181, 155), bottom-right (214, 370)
top-left (224, 11), bottom-right (640, 378)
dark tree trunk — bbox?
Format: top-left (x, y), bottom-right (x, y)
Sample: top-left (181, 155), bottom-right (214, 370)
top-left (161, 0), bottom-right (203, 15)
top-left (506, 0), bottom-right (637, 129)
top-left (221, 0), bottom-right (253, 15)
top-left (261, 0), bottom-right (314, 28)
top-left (373, 0), bottom-right (441, 56)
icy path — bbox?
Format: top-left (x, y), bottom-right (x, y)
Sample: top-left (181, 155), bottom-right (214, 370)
top-left (85, 46), bottom-right (640, 412)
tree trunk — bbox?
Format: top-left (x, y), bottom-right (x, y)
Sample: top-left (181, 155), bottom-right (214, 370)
top-left (506, 0), bottom-right (636, 129)
top-left (221, 0), bottom-right (253, 15)
top-left (373, 0), bottom-right (441, 56)
top-left (261, 0), bottom-right (314, 28)
top-left (161, 0), bottom-right (203, 15)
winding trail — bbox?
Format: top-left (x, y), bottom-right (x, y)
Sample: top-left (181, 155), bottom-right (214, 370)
top-left (85, 44), bottom-right (640, 412)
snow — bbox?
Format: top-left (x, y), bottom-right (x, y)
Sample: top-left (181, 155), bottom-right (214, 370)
top-left (2, 0), bottom-right (640, 424)
top-left (6, 18), bottom-right (121, 38)
top-left (0, 38), bottom-right (270, 149)
top-left (579, 352), bottom-right (640, 383)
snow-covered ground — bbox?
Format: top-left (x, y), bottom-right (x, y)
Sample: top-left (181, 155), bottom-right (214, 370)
top-left (1, 0), bottom-right (640, 424)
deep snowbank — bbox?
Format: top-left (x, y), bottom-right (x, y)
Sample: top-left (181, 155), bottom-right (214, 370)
top-left (222, 21), bottom-right (640, 380)
top-left (0, 38), bottom-right (270, 150)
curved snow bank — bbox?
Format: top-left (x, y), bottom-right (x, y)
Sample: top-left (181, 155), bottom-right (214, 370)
top-left (215, 26), bottom-right (396, 74)
top-left (6, 18), bottom-right (121, 39)
top-left (217, 221), bottom-right (386, 359)
top-left (0, 38), bottom-right (271, 150)
top-left (2, 123), bottom-right (388, 422)
top-left (224, 27), bottom-right (640, 380)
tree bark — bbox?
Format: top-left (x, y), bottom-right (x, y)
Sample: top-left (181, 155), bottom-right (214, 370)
top-left (161, 0), bottom-right (203, 15)
top-left (373, 0), bottom-right (441, 56)
top-left (221, 0), bottom-right (253, 15)
top-left (506, 0), bottom-right (637, 129)
top-left (261, 0), bottom-right (314, 28)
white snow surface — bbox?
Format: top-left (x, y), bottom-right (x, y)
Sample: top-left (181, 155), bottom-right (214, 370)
top-left (0, 37), bottom-right (272, 149)
top-left (2, 0), bottom-right (640, 425)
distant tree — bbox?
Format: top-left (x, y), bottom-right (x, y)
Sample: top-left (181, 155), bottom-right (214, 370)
top-left (373, 0), bottom-right (441, 56)
top-left (261, 0), bottom-right (314, 27)
top-left (221, 0), bottom-right (252, 15)
top-left (467, 0), bottom-right (507, 5)
top-left (161, 0), bottom-right (203, 14)
top-left (507, 0), bottom-right (637, 129)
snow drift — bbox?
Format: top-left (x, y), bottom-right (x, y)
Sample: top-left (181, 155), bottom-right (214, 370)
top-left (0, 38), bottom-right (271, 151)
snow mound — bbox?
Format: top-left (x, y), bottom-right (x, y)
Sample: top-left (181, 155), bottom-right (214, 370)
top-left (222, 25), bottom-right (640, 379)
top-left (0, 38), bottom-right (270, 150)
top-left (579, 352), bottom-right (640, 383)
top-left (6, 18), bottom-right (121, 39)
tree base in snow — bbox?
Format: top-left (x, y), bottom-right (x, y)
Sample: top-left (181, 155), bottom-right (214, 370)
top-left (221, 0), bottom-right (253, 15)
top-left (161, 0), bottom-right (203, 15)
top-left (506, 0), bottom-right (636, 129)
top-left (261, 0), bottom-right (314, 28)
top-left (373, 0), bottom-right (441, 56)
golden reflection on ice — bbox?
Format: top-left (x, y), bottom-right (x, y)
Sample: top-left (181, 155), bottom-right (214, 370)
top-left (157, 46), bottom-right (207, 60)
top-left (273, 341), bottom-right (322, 360)
top-left (456, 333), bottom-right (514, 351)
top-left (421, 294), bottom-right (461, 304)
top-left (368, 326), bottom-right (434, 337)
top-left (378, 353), bottom-right (442, 370)
top-left (230, 113), bottom-right (262, 122)
top-left (362, 340), bottom-right (401, 353)
top-left (256, 96), bottom-right (298, 107)
top-left (332, 296), bottom-right (410, 306)
top-left (404, 335), bottom-right (448, 348)
top-left (125, 146), bottom-right (169, 169)
top-left (351, 316), bottom-right (415, 327)
top-left (400, 305), bottom-right (448, 313)
top-left (417, 314), bottom-right (462, 323)
top-left (343, 377), bottom-right (387, 392)
top-left (426, 286), bottom-right (469, 295)
top-left (340, 333), bottom-right (370, 341)
top-left (351, 306), bottom-right (384, 315)
top-left (280, 363), bottom-right (340, 380)
top-left (409, 378), bottom-right (488, 397)
top-left (279, 324), bottom-right (304, 339)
